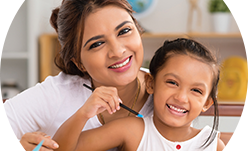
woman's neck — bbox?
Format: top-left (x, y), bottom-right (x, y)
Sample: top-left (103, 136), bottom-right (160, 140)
top-left (91, 71), bottom-right (149, 124)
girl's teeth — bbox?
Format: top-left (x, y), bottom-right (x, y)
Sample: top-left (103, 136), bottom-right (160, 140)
top-left (169, 105), bottom-right (187, 113)
top-left (110, 58), bottom-right (130, 69)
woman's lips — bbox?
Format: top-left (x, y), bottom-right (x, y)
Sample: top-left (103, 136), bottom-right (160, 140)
top-left (108, 56), bottom-right (131, 68)
top-left (108, 56), bottom-right (132, 73)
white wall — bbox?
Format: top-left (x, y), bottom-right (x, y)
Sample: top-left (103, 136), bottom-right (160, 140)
top-left (138, 0), bottom-right (239, 33)
top-left (25, 0), bottom-right (241, 34)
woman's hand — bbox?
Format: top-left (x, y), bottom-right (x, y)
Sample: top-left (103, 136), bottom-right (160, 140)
top-left (80, 86), bottom-right (122, 119)
top-left (20, 132), bottom-right (59, 151)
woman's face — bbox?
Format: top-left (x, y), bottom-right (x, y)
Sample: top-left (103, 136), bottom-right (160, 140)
top-left (80, 5), bottom-right (143, 87)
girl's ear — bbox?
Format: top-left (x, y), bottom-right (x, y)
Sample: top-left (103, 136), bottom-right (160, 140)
top-left (202, 97), bottom-right (214, 112)
top-left (71, 58), bottom-right (86, 72)
top-left (145, 73), bottom-right (154, 94)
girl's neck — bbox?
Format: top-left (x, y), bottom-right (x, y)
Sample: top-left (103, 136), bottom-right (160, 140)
top-left (153, 115), bottom-right (200, 142)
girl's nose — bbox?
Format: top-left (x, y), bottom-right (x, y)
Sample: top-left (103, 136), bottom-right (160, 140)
top-left (174, 89), bottom-right (188, 103)
top-left (108, 39), bottom-right (126, 58)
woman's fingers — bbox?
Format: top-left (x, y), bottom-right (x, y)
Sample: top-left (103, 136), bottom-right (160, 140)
top-left (94, 87), bottom-right (121, 113)
top-left (20, 132), bottom-right (59, 151)
top-left (82, 86), bottom-right (121, 118)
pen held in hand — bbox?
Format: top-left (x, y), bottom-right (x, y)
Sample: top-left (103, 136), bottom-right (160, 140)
top-left (83, 83), bottom-right (143, 118)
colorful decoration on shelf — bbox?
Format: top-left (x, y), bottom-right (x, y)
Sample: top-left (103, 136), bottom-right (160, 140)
top-left (217, 56), bottom-right (248, 102)
top-left (208, 0), bottom-right (231, 33)
top-left (187, 0), bottom-right (202, 33)
top-left (127, 0), bottom-right (157, 19)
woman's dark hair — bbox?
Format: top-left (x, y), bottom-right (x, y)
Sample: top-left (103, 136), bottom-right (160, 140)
top-left (50, 0), bottom-right (143, 77)
top-left (149, 38), bottom-right (220, 148)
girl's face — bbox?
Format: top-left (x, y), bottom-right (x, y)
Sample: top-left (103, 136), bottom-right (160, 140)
top-left (147, 55), bottom-right (214, 128)
top-left (80, 5), bottom-right (143, 87)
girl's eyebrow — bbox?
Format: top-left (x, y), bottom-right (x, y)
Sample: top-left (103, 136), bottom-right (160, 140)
top-left (83, 21), bottom-right (133, 48)
top-left (164, 73), bottom-right (207, 88)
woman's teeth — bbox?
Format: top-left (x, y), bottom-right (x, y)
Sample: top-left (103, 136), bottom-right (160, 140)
top-left (110, 57), bottom-right (130, 69)
top-left (168, 104), bottom-right (187, 113)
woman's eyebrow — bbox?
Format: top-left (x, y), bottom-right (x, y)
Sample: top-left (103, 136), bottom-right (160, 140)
top-left (115, 20), bottom-right (133, 31)
top-left (83, 35), bottom-right (104, 48)
top-left (83, 21), bottom-right (133, 48)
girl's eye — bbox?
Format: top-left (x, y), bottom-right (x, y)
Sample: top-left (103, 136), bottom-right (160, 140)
top-left (89, 41), bottom-right (105, 49)
top-left (192, 88), bottom-right (202, 94)
top-left (166, 80), bottom-right (178, 86)
top-left (118, 28), bottom-right (131, 36)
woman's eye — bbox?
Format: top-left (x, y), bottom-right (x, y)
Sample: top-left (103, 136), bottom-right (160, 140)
top-left (192, 88), bottom-right (202, 94)
top-left (118, 28), bottom-right (131, 36)
top-left (89, 41), bottom-right (105, 49)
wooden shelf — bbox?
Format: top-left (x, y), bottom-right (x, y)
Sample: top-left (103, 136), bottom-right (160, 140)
top-left (200, 103), bottom-right (244, 117)
top-left (141, 32), bottom-right (242, 39)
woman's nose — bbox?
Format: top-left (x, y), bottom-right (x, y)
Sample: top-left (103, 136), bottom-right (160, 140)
top-left (108, 39), bottom-right (126, 58)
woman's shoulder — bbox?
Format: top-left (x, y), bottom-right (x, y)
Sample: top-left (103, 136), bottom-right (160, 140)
top-left (43, 72), bottom-right (90, 86)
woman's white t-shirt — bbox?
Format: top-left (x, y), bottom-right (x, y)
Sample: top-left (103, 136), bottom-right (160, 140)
top-left (4, 69), bottom-right (153, 141)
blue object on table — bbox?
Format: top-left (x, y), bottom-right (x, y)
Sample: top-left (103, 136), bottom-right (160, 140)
top-left (0, 122), bottom-right (44, 151)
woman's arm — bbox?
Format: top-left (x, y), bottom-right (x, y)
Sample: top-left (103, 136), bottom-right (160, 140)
top-left (53, 110), bottom-right (89, 151)
top-left (53, 86), bottom-right (122, 151)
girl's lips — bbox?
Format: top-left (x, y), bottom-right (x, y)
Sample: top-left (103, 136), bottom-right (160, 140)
top-left (166, 104), bottom-right (189, 114)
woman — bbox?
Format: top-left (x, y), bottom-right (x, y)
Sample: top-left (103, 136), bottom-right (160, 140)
top-left (4, 0), bottom-right (153, 150)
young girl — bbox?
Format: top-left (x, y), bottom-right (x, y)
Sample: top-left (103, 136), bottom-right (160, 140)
top-left (53, 38), bottom-right (225, 151)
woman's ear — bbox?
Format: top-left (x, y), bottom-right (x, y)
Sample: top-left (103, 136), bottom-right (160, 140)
top-left (71, 58), bottom-right (86, 72)
top-left (202, 97), bottom-right (214, 112)
top-left (145, 73), bottom-right (154, 94)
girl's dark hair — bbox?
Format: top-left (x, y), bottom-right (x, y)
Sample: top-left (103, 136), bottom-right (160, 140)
top-left (50, 0), bottom-right (143, 77)
top-left (149, 38), bottom-right (220, 148)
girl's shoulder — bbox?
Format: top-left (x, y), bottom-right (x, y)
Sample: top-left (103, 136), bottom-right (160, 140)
top-left (105, 116), bottom-right (144, 134)
top-left (109, 117), bottom-right (145, 150)
top-left (217, 137), bottom-right (225, 151)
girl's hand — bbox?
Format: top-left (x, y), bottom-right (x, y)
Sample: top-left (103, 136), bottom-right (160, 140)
top-left (20, 132), bottom-right (59, 151)
top-left (80, 86), bottom-right (122, 119)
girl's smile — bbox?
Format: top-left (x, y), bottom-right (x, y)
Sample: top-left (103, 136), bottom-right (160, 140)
top-left (166, 104), bottom-right (188, 116)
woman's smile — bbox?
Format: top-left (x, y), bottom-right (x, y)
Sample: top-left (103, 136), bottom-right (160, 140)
top-left (108, 56), bottom-right (132, 72)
